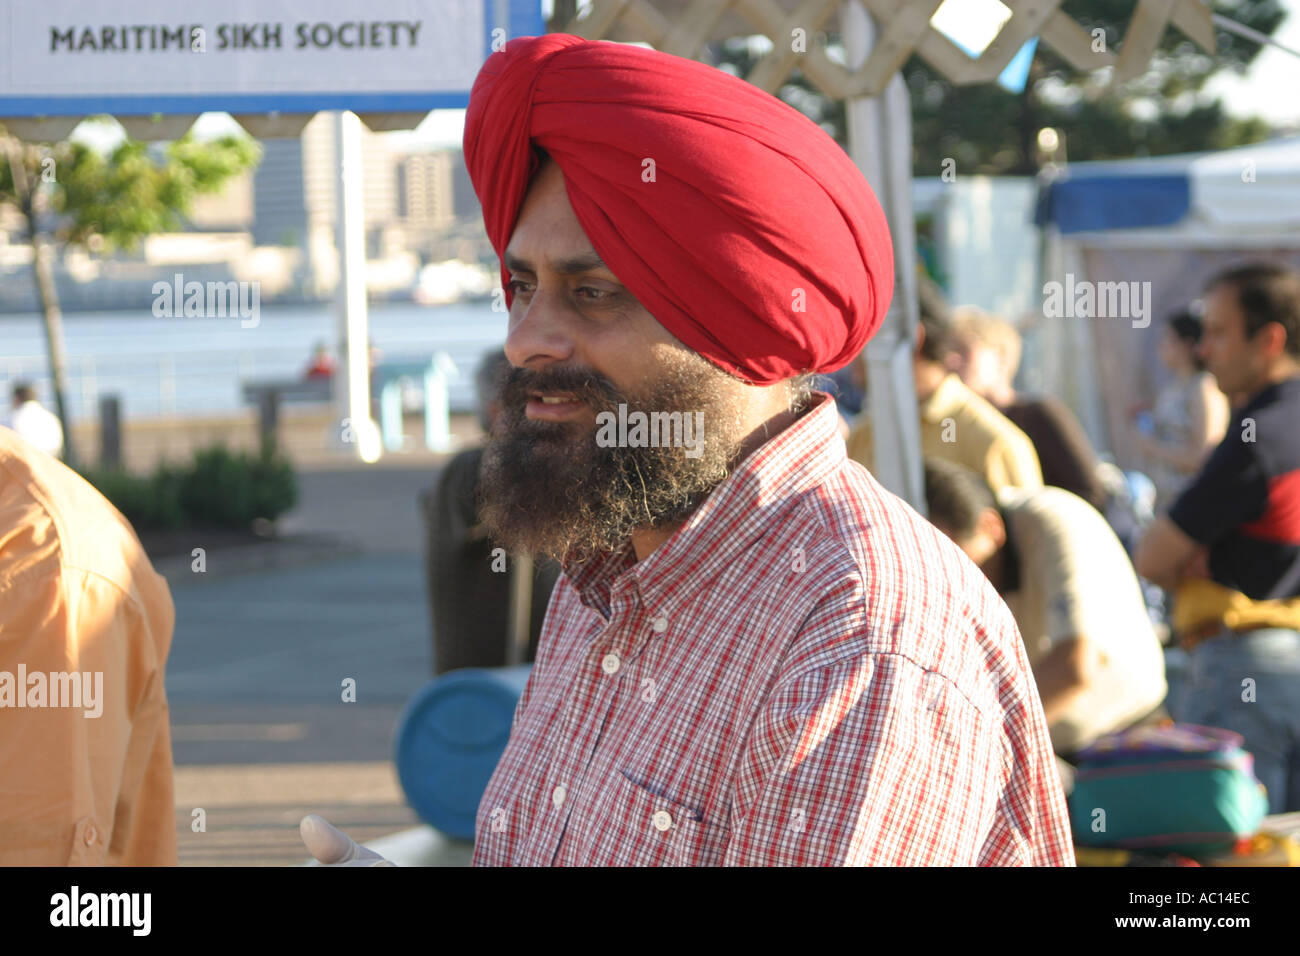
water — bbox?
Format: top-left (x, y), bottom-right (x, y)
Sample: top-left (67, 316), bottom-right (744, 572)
top-left (0, 301), bottom-right (509, 421)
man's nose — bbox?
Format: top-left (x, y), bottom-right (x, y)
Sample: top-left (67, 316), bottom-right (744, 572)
top-left (504, 286), bottom-right (577, 370)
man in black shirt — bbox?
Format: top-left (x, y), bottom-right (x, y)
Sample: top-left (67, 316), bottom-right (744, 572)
top-left (421, 349), bottom-right (560, 673)
top-left (1137, 263), bottom-right (1300, 812)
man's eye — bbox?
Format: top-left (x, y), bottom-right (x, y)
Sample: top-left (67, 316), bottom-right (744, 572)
top-left (576, 287), bottom-right (611, 301)
top-left (507, 279), bottom-right (533, 295)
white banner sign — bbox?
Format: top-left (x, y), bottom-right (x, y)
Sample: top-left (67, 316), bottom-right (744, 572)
top-left (0, 0), bottom-right (542, 115)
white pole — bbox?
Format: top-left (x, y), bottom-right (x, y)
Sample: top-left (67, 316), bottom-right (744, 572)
top-left (841, 4), bottom-right (926, 514)
top-left (1210, 12), bottom-right (1300, 59)
top-left (333, 110), bottom-right (382, 463)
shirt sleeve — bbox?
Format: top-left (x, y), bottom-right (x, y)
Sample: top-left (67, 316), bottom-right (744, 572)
top-left (720, 651), bottom-right (1067, 866)
top-left (0, 566), bottom-right (176, 866)
top-left (1012, 400), bottom-right (1105, 509)
top-left (986, 432), bottom-right (1044, 492)
top-left (1014, 500), bottom-right (1093, 645)
top-left (1167, 433), bottom-right (1267, 544)
top-left (83, 568), bottom-right (178, 867)
top-left (107, 661), bottom-right (177, 866)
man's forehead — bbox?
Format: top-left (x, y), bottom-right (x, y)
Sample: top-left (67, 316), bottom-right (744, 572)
top-left (1205, 285), bottom-right (1240, 322)
top-left (505, 157), bottom-right (612, 270)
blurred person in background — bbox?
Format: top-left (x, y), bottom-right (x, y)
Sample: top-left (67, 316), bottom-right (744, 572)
top-left (846, 279), bottom-right (1044, 493)
top-left (421, 348), bottom-right (559, 673)
top-left (952, 308), bottom-right (1107, 513)
top-left (1137, 263), bottom-right (1300, 813)
top-left (0, 425), bottom-right (176, 864)
top-left (924, 458), bottom-right (1168, 769)
top-left (303, 342), bottom-right (335, 380)
top-left (5, 382), bottom-right (63, 459)
top-left (1131, 310), bottom-right (1230, 509)
top-left (813, 360), bottom-right (865, 440)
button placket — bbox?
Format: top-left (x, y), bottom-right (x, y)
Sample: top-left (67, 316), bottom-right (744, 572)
top-left (613, 607), bottom-right (669, 669)
top-left (548, 593), bottom-right (643, 861)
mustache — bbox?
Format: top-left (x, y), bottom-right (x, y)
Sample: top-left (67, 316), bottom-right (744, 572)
top-left (499, 365), bottom-right (626, 412)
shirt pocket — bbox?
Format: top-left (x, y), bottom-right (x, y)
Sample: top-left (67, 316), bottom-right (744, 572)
top-left (590, 770), bottom-right (730, 867)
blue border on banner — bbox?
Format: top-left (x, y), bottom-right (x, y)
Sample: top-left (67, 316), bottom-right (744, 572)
top-left (0, 0), bottom-right (545, 117)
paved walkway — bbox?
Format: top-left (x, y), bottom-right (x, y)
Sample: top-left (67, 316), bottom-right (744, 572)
top-left (166, 460), bottom-right (467, 865)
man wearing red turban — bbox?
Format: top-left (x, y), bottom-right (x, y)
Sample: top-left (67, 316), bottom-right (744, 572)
top-left (464, 33), bottom-right (1071, 867)
top-left (304, 34), bottom-right (1073, 867)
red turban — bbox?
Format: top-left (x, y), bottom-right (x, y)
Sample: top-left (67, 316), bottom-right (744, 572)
top-left (463, 34), bottom-right (894, 385)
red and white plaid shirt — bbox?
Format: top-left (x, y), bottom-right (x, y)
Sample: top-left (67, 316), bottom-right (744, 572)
top-left (473, 393), bottom-right (1075, 866)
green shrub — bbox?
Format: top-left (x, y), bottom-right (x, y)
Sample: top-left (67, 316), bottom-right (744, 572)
top-left (248, 448), bottom-right (298, 523)
top-left (80, 464), bottom-right (182, 531)
top-left (80, 444), bottom-right (297, 531)
top-left (179, 446), bottom-right (253, 527)
top-left (149, 462), bottom-right (187, 529)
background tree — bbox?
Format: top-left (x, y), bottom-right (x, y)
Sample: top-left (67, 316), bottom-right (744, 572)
top-left (710, 0), bottom-right (1283, 175)
top-left (0, 124), bottom-right (260, 466)
top-left (548, 0), bottom-right (579, 32)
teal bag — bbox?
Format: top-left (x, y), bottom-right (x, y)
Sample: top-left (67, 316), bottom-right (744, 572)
top-left (1068, 723), bottom-right (1269, 857)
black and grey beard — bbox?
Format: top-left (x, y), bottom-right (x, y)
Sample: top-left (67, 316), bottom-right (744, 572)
top-left (478, 356), bottom-right (748, 564)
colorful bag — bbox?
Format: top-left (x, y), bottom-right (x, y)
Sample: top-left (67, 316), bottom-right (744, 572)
top-left (1069, 723), bottom-right (1269, 857)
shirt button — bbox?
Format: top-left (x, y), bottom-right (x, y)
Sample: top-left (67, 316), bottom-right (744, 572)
top-left (601, 653), bottom-right (620, 675)
top-left (552, 785), bottom-right (567, 809)
top-left (84, 823), bottom-right (97, 846)
top-left (652, 810), bottom-right (673, 832)
top-left (651, 616), bottom-right (668, 634)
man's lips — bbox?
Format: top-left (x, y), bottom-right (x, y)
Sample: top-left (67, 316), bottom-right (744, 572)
top-left (525, 391), bottom-right (588, 421)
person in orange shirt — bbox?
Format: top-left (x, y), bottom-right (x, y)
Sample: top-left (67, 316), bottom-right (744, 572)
top-left (0, 426), bottom-right (176, 865)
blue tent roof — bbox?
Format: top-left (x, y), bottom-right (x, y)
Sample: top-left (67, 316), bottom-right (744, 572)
top-left (1034, 173), bottom-right (1190, 234)
top-left (1034, 137), bottom-right (1300, 235)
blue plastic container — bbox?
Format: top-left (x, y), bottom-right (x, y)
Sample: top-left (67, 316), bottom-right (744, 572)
top-left (393, 665), bottom-right (532, 840)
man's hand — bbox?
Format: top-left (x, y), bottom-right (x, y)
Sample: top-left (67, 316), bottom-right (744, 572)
top-left (300, 814), bottom-right (397, 866)
top-left (1135, 515), bottom-right (1202, 593)
top-left (1185, 547), bottom-right (1212, 580)
top-left (1034, 635), bottom-right (1096, 726)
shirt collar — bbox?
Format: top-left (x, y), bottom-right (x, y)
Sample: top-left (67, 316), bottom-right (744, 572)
top-left (1241, 373), bottom-right (1300, 416)
top-left (563, 391), bottom-right (845, 619)
top-left (917, 372), bottom-right (967, 422)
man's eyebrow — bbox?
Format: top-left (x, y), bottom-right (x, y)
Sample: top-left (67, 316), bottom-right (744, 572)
top-left (503, 250), bottom-right (610, 276)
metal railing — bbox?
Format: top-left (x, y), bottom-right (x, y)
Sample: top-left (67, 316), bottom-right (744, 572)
top-left (3, 344), bottom-right (495, 422)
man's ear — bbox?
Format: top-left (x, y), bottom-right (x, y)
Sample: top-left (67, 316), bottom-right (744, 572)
top-left (1259, 321), bottom-right (1289, 361)
top-left (977, 507), bottom-right (1006, 550)
top-left (915, 322), bottom-right (927, 354)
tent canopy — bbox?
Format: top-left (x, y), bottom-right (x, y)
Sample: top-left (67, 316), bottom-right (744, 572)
top-left (1036, 135), bottom-right (1300, 235)
top-left (1031, 135), bottom-right (1300, 479)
